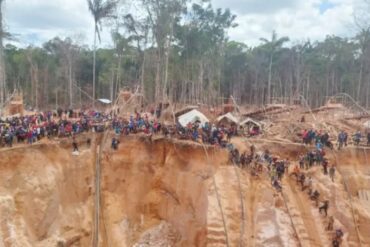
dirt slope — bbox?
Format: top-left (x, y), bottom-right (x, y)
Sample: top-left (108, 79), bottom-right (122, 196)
top-left (0, 142), bottom-right (95, 246)
top-left (0, 135), bottom-right (369, 246)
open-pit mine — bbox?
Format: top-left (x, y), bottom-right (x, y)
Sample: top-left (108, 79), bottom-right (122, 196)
top-left (0, 102), bottom-right (370, 247)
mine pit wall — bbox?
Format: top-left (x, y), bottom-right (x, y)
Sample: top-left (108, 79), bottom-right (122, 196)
top-left (254, 140), bottom-right (370, 246)
top-left (100, 136), bottom-right (229, 246)
top-left (333, 148), bottom-right (370, 195)
top-left (0, 143), bottom-right (95, 246)
top-left (0, 135), bottom-right (369, 247)
top-left (332, 147), bottom-right (370, 245)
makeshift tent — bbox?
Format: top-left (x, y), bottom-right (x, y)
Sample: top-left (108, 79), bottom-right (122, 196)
top-left (178, 109), bottom-right (209, 127)
top-left (239, 118), bottom-right (262, 136)
top-left (364, 120), bottom-right (370, 129)
top-left (98, 99), bottom-right (112, 104)
top-left (175, 105), bottom-right (198, 117)
top-left (240, 118), bottom-right (261, 127)
top-left (217, 113), bottom-right (239, 126)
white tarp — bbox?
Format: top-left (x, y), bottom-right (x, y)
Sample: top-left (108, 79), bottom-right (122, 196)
top-left (239, 117), bottom-right (261, 127)
top-left (178, 109), bottom-right (209, 127)
top-left (98, 98), bottom-right (112, 104)
top-left (217, 113), bottom-right (239, 124)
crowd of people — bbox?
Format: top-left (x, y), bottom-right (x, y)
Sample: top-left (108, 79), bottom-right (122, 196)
top-left (228, 140), bottom-right (343, 246)
top-left (0, 107), bottom-right (242, 150)
top-left (1, 105), bottom-right (368, 152)
top-left (302, 128), bottom-right (370, 150)
top-left (0, 109), bottom-right (111, 148)
top-left (110, 111), bottom-right (238, 148)
top-left (302, 129), bottom-right (333, 149)
top-left (336, 130), bottom-right (370, 147)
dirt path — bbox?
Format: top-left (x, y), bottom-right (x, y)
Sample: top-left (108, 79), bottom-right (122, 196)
top-left (232, 165), bottom-right (246, 247)
top-left (207, 166), bottom-right (249, 247)
top-left (333, 167), bottom-right (368, 246)
top-left (283, 177), bottom-right (327, 247)
top-left (330, 150), bottom-right (365, 246)
top-left (245, 173), bottom-right (258, 247)
top-left (206, 168), bottom-right (229, 247)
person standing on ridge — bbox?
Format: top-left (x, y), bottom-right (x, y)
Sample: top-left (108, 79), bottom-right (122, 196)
top-left (72, 136), bottom-right (78, 152)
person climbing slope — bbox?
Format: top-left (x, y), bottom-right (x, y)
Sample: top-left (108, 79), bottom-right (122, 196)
top-left (329, 165), bottom-right (336, 182)
top-left (327, 216), bottom-right (334, 231)
top-left (310, 190), bottom-right (320, 206)
top-left (319, 200), bottom-right (329, 217)
top-left (299, 156), bottom-right (305, 169)
top-left (322, 159), bottom-right (329, 175)
top-left (302, 176), bottom-right (312, 192)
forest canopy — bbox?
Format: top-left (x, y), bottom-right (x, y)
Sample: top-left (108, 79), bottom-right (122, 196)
top-left (2, 0), bottom-right (370, 109)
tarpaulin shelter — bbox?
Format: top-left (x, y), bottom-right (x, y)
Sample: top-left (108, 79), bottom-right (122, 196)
top-left (175, 105), bottom-right (199, 117)
top-left (239, 117), bottom-right (262, 136)
top-left (98, 99), bottom-right (112, 104)
top-left (178, 109), bottom-right (209, 127)
top-left (217, 113), bottom-right (239, 126)
top-left (364, 120), bottom-right (370, 129)
top-left (240, 118), bottom-right (261, 127)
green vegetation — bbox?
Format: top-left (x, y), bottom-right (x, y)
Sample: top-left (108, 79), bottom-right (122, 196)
top-left (2, 0), bottom-right (370, 109)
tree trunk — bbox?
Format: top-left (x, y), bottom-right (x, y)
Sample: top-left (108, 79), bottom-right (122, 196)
top-left (296, 54), bottom-right (301, 95)
top-left (366, 76), bottom-right (370, 108)
top-left (140, 51), bottom-right (146, 99)
top-left (331, 72), bottom-right (335, 97)
top-left (55, 89), bottom-right (58, 109)
top-left (92, 26), bottom-right (97, 107)
top-left (35, 64), bottom-right (39, 110)
top-left (68, 57), bottom-right (73, 108)
top-left (155, 48), bottom-right (161, 101)
top-left (45, 66), bottom-right (49, 107)
top-left (306, 72), bottom-right (310, 104)
top-left (198, 60), bottom-right (203, 103)
top-left (163, 25), bottom-right (173, 101)
top-left (0, 1), bottom-right (4, 107)
top-left (267, 53), bottom-right (273, 104)
top-left (30, 67), bottom-right (34, 107)
top-left (326, 72), bottom-right (329, 98)
top-left (116, 54), bottom-right (122, 97)
top-left (163, 47), bottom-right (170, 100)
top-left (357, 60), bottom-right (363, 102)
top-left (254, 71), bottom-right (259, 105)
top-left (110, 67), bottom-right (114, 102)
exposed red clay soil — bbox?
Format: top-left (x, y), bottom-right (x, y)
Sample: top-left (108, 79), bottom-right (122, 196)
top-left (0, 128), bottom-right (369, 246)
top-left (0, 142), bottom-right (95, 247)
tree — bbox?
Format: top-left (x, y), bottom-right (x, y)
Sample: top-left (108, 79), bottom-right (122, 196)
top-left (123, 14), bottom-right (150, 99)
top-left (2, 1), bottom-right (370, 110)
top-left (353, 0), bottom-right (370, 106)
top-left (139, 0), bottom-right (187, 101)
top-left (175, 1), bottom-right (236, 104)
top-left (44, 37), bottom-right (80, 107)
top-left (87, 0), bottom-right (117, 106)
top-left (222, 41), bottom-right (247, 101)
top-left (260, 31), bottom-right (289, 104)
top-left (0, 0), bottom-right (4, 106)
